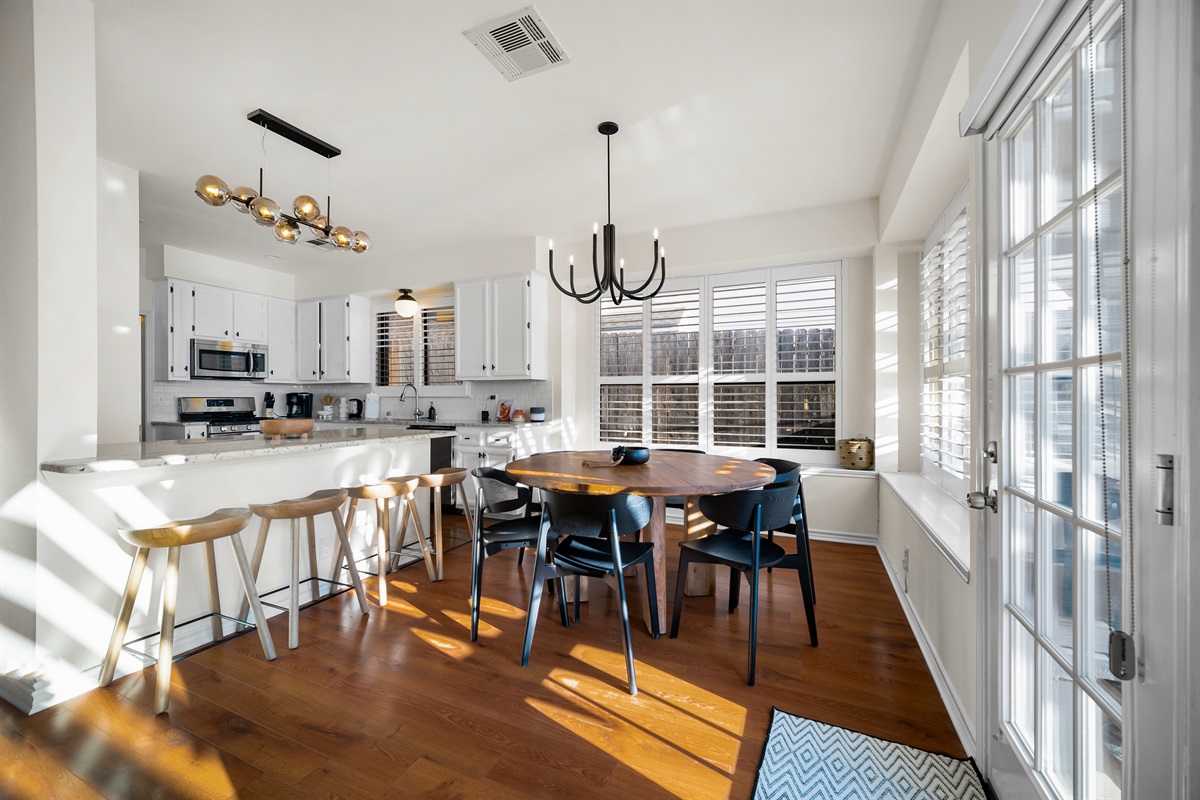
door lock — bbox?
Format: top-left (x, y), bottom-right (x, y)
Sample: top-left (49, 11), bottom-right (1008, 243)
top-left (982, 441), bottom-right (998, 464)
top-left (966, 488), bottom-right (998, 513)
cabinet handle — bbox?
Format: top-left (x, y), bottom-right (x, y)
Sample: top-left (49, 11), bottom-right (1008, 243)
top-left (270, 369), bottom-right (274, 375)
top-left (184, 366), bottom-right (188, 372)
top-left (312, 370), bottom-right (317, 376)
top-left (236, 331), bottom-right (240, 337)
top-left (491, 364), bottom-right (495, 371)
top-left (225, 330), bottom-right (229, 335)
top-left (482, 364), bottom-right (486, 371)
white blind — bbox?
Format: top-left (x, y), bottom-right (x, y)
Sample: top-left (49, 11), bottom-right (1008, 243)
top-left (712, 283), bottom-right (766, 374)
top-left (776, 276), bottom-right (836, 373)
top-left (712, 383), bottom-right (766, 447)
top-left (599, 384), bottom-right (642, 442)
top-left (421, 305), bottom-right (460, 386)
top-left (599, 297), bottom-right (643, 377)
top-left (652, 384), bottom-right (699, 445)
top-left (376, 312), bottom-right (414, 387)
top-left (777, 381), bottom-right (836, 450)
top-left (651, 288), bottom-right (699, 375)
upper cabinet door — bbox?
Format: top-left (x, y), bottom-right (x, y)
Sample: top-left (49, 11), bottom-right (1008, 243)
top-left (455, 280), bottom-right (489, 379)
top-left (320, 299), bottom-right (349, 382)
top-left (192, 284), bottom-right (233, 339)
top-left (233, 292), bottom-right (267, 343)
top-left (297, 300), bottom-right (321, 381)
top-left (489, 274), bottom-right (529, 378)
top-left (265, 297), bottom-right (296, 383)
top-left (168, 279), bottom-right (194, 380)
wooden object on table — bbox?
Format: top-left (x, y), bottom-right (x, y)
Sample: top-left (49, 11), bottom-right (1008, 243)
top-left (243, 489), bottom-right (367, 650)
top-left (260, 418), bottom-right (314, 439)
top-left (506, 450), bottom-right (774, 635)
top-left (98, 507), bottom-right (276, 714)
top-left (417, 467), bottom-right (469, 581)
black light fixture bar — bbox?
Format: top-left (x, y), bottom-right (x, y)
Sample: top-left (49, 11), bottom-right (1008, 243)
top-left (246, 109), bottom-right (341, 159)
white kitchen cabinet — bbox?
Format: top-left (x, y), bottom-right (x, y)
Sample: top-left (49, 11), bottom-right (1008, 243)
top-left (454, 272), bottom-right (547, 381)
top-left (232, 292), bottom-right (267, 343)
top-left (454, 424), bottom-right (551, 516)
top-left (192, 284), bottom-right (233, 339)
top-left (153, 278), bottom-right (195, 381)
top-left (296, 295), bottom-right (371, 383)
top-left (265, 297), bottom-right (296, 383)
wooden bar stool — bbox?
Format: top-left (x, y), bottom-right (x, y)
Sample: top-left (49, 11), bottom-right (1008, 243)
top-left (98, 508), bottom-right (275, 714)
top-left (417, 467), bottom-right (469, 581)
top-left (336, 477), bottom-right (435, 606)
top-left (244, 488), bottom-right (368, 650)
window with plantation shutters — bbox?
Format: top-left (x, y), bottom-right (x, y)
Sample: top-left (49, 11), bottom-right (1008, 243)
top-left (920, 186), bottom-right (971, 496)
top-left (375, 298), bottom-right (462, 391)
top-left (376, 312), bottom-right (415, 387)
top-left (595, 263), bottom-right (842, 462)
top-left (420, 304), bottom-right (459, 386)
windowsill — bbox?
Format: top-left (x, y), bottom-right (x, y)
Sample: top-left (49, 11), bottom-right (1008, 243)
top-left (878, 472), bottom-right (971, 582)
top-left (799, 465), bottom-right (879, 480)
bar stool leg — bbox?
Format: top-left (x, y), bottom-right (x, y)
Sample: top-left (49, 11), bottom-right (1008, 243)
top-left (99, 546), bottom-right (150, 687)
top-left (289, 518), bottom-right (301, 649)
top-left (432, 486), bottom-right (445, 581)
top-left (203, 540), bottom-right (222, 641)
top-left (375, 498), bottom-right (389, 606)
top-left (305, 515), bottom-right (321, 597)
top-left (330, 497), bottom-right (359, 583)
top-left (239, 517), bottom-right (272, 622)
top-left (228, 533), bottom-right (276, 661)
top-left (155, 546), bottom-right (182, 714)
top-left (402, 492), bottom-right (436, 581)
top-left (331, 509), bottom-right (369, 615)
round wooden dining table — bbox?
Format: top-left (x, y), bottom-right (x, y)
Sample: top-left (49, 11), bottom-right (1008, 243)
top-left (506, 450), bottom-right (775, 636)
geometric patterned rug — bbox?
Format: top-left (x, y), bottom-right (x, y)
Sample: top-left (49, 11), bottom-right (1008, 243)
top-left (754, 708), bottom-right (987, 799)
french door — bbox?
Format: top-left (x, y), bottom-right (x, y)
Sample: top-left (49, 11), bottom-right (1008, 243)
top-left (982, 6), bottom-right (1126, 799)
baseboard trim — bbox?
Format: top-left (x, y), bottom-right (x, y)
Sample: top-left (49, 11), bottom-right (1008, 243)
top-left (809, 528), bottom-right (877, 547)
top-left (876, 543), bottom-right (977, 758)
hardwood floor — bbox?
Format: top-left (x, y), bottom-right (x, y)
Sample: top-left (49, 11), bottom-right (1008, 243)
top-left (0, 518), bottom-right (964, 799)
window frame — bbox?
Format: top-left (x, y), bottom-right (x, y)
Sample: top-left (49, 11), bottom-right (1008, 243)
top-left (371, 293), bottom-right (471, 398)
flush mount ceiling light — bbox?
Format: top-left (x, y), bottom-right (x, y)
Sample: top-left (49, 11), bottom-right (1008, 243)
top-left (394, 289), bottom-right (419, 318)
top-left (194, 109), bottom-right (371, 254)
top-left (548, 122), bottom-right (665, 305)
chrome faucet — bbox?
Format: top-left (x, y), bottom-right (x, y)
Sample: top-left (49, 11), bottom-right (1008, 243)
top-left (399, 383), bottom-right (421, 419)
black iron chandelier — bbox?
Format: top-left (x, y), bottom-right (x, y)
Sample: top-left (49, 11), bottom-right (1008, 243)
top-left (194, 109), bottom-right (371, 253)
top-left (548, 121), bottom-right (665, 304)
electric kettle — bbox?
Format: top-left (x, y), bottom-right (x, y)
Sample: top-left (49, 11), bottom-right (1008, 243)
top-left (348, 398), bottom-right (363, 419)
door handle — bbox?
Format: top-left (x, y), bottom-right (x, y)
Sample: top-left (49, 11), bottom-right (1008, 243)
top-left (966, 489), bottom-right (998, 513)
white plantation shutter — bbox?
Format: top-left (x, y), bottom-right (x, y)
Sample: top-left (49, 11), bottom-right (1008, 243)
top-left (375, 304), bottom-right (460, 389)
top-left (776, 276), bottom-right (836, 373)
top-left (599, 384), bottom-right (642, 442)
top-left (421, 305), bottom-right (460, 386)
top-left (376, 312), bottom-right (414, 387)
top-left (921, 188), bottom-right (971, 494)
top-left (599, 298), bottom-right (643, 377)
top-left (650, 288), bottom-right (700, 445)
top-left (712, 282), bottom-right (766, 374)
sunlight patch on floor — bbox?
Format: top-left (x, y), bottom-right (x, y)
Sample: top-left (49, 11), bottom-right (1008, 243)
top-left (441, 609), bottom-right (502, 638)
top-left (476, 596), bottom-right (526, 619)
top-left (374, 594), bottom-right (427, 619)
top-left (412, 628), bottom-right (472, 659)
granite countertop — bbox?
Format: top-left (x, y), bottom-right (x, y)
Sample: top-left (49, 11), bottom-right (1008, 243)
top-left (40, 427), bottom-right (455, 475)
top-left (341, 417), bottom-right (549, 429)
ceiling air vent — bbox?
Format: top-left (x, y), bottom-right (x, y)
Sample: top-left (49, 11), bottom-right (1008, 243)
top-left (464, 6), bottom-right (570, 82)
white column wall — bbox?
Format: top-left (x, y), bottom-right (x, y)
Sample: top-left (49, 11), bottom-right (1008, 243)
top-left (97, 158), bottom-right (141, 445)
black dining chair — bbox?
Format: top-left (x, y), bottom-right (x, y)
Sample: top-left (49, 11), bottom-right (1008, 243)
top-left (670, 479), bottom-right (800, 685)
top-left (754, 458), bottom-right (818, 635)
top-left (469, 467), bottom-right (554, 642)
top-left (521, 490), bottom-right (658, 695)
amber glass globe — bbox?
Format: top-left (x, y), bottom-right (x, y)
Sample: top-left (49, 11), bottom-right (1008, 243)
top-left (231, 185), bottom-right (258, 212)
top-left (249, 196), bottom-right (281, 226)
top-left (273, 219), bottom-right (301, 244)
top-left (292, 195), bottom-right (320, 221)
top-left (351, 231), bottom-right (372, 254)
top-left (194, 175), bottom-right (230, 206)
top-left (310, 214), bottom-right (329, 239)
top-left (330, 225), bottom-right (354, 249)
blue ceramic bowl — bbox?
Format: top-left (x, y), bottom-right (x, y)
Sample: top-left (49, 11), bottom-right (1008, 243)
top-left (611, 445), bottom-right (650, 465)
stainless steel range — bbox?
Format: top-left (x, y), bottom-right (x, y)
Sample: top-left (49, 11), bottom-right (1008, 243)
top-left (151, 397), bottom-right (263, 440)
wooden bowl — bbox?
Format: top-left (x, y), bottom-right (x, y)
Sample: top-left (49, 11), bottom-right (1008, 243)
top-left (260, 418), bottom-right (314, 438)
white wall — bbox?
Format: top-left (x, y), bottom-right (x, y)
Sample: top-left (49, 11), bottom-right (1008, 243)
top-left (149, 244), bottom-right (297, 299)
top-left (97, 158), bottom-right (141, 444)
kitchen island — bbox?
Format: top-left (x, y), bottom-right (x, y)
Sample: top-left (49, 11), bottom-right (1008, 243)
top-left (22, 427), bottom-right (455, 711)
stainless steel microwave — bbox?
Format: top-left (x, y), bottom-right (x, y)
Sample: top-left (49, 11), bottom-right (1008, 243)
top-left (190, 338), bottom-right (268, 380)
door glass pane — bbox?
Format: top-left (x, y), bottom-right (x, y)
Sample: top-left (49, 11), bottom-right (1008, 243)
top-left (1082, 692), bottom-right (1123, 800)
top-left (1041, 370), bottom-right (1073, 509)
top-left (1011, 120), bottom-right (1036, 244)
top-left (1012, 247), bottom-right (1036, 366)
top-left (1042, 77), bottom-right (1074, 222)
top-left (776, 381), bottom-right (835, 450)
top-left (1081, 363), bottom-right (1122, 530)
top-left (1012, 374), bottom-right (1036, 493)
top-left (1041, 650), bottom-right (1075, 799)
top-left (1010, 497), bottom-right (1035, 618)
top-left (1081, 186), bottom-right (1124, 357)
top-left (1041, 511), bottom-right (1074, 657)
top-left (1084, 530), bottom-right (1123, 705)
top-left (1041, 221), bottom-right (1074, 363)
top-left (1084, 17), bottom-right (1123, 190)
top-left (1009, 615), bottom-right (1036, 752)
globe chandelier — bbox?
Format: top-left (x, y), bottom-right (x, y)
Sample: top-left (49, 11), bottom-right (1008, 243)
top-left (194, 109), bottom-right (371, 254)
top-left (548, 121), bottom-right (665, 305)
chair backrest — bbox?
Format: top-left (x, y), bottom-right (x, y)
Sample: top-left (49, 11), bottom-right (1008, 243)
top-left (700, 480), bottom-right (799, 534)
top-left (755, 457), bottom-right (807, 526)
top-left (541, 490), bottom-right (652, 538)
top-left (471, 467), bottom-right (532, 515)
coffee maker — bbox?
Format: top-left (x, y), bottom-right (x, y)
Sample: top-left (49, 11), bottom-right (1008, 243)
top-left (285, 392), bottom-right (313, 418)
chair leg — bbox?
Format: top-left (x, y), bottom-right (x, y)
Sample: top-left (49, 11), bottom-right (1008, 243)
top-left (644, 561), bottom-right (661, 640)
top-left (801, 525), bottom-right (816, 605)
top-left (99, 546), bottom-right (150, 686)
top-left (470, 539), bottom-right (485, 642)
top-left (155, 546), bottom-right (181, 714)
top-left (747, 568), bottom-right (760, 686)
top-left (517, 546), bottom-right (525, 566)
top-left (728, 567), bottom-right (740, 613)
top-left (556, 577), bottom-right (570, 627)
top-left (670, 549), bottom-right (691, 639)
top-left (238, 516), bottom-right (271, 621)
top-left (203, 540), bottom-right (222, 641)
top-left (331, 509), bottom-right (369, 615)
top-left (795, 537), bottom-right (818, 647)
top-left (375, 498), bottom-right (389, 606)
top-left (305, 515), bottom-right (322, 597)
top-left (612, 562), bottom-right (638, 696)
top-left (574, 575), bottom-right (582, 623)
top-left (766, 530), bottom-right (774, 574)
top-left (289, 518), bottom-right (300, 649)
top-left (228, 533), bottom-right (276, 661)
top-left (520, 560), bottom-right (548, 667)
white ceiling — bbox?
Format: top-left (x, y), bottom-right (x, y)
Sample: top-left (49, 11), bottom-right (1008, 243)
top-left (95, 0), bottom-right (936, 278)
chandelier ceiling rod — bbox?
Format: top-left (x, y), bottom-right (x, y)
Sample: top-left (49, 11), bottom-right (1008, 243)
top-left (548, 121), bottom-right (665, 305)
